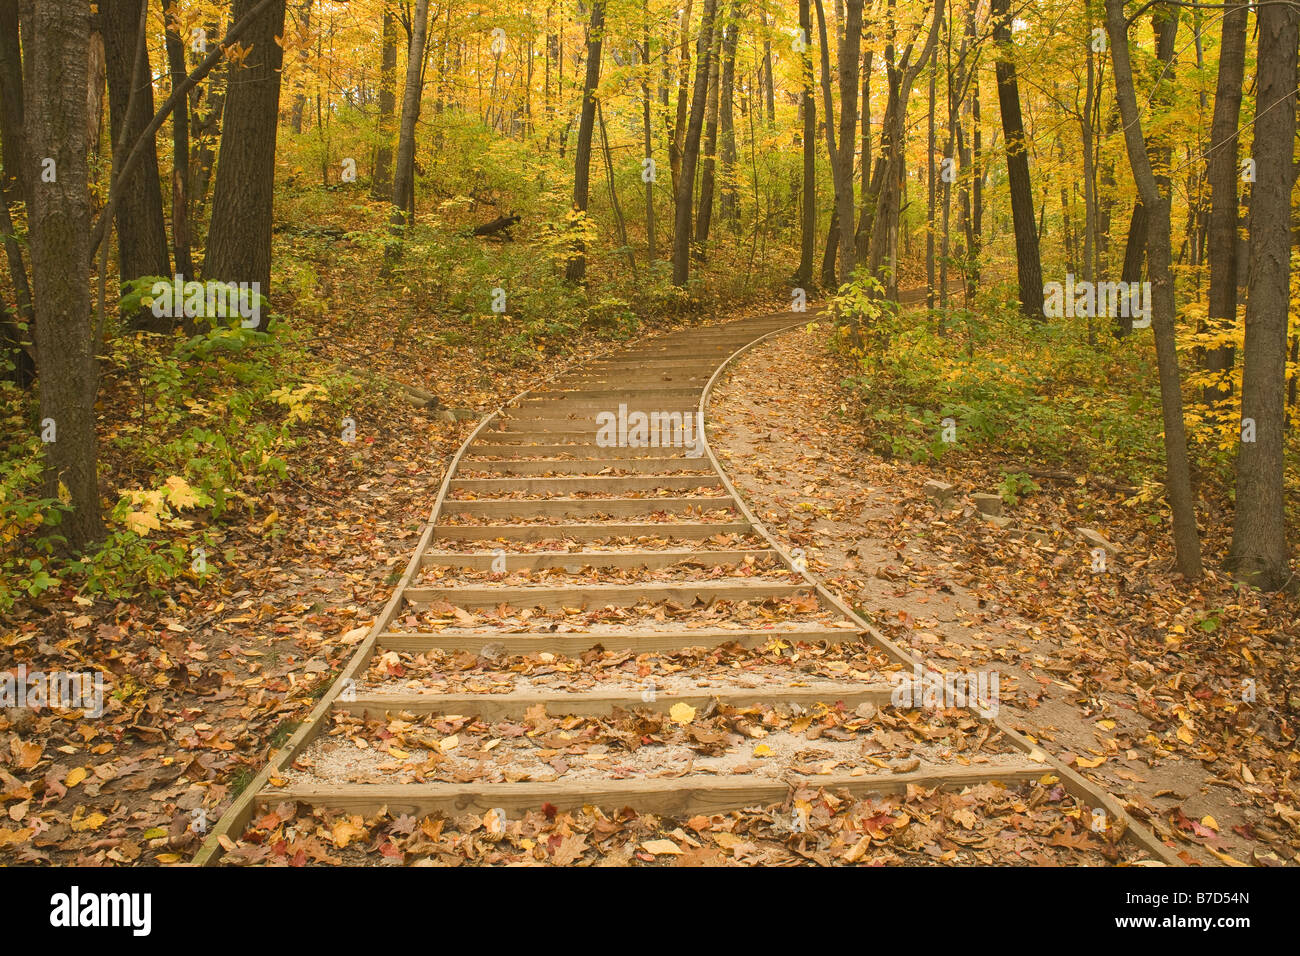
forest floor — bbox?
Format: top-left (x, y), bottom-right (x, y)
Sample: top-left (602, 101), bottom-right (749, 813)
top-left (707, 324), bottom-right (1300, 868)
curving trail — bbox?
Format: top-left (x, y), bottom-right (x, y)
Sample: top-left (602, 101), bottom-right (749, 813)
top-left (197, 313), bottom-right (1178, 865)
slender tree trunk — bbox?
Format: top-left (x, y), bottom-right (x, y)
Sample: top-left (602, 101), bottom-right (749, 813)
top-left (991, 0), bottom-right (1042, 319)
top-left (0, 0), bottom-right (25, 203)
top-left (204, 0), bottom-right (286, 317)
top-left (672, 0), bottom-right (718, 286)
top-left (1227, 0), bottom-right (1297, 589)
top-left (795, 0), bottom-right (816, 289)
top-left (694, 11), bottom-right (723, 249)
top-left (1104, 0), bottom-right (1202, 580)
top-left (161, 0), bottom-right (194, 282)
top-left (1202, 3), bottom-right (1247, 408)
top-left (668, 0), bottom-right (694, 197)
top-left (371, 8), bottom-right (398, 199)
top-left (21, 0), bottom-right (104, 548)
top-left (103, 0), bottom-right (172, 328)
top-left (389, 0), bottom-right (430, 232)
top-left (641, 5), bottom-right (656, 261)
top-left (565, 0), bottom-right (605, 283)
top-left (717, 0), bottom-right (741, 231)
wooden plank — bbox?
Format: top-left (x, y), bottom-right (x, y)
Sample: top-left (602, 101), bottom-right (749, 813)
top-left (432, 522), bottom-right (753, 542)
top-left (377, 626), bottom-right (863, 654)
top-left (403, 580), bottom-right (810, 608)
top-left (258, 764), bottom-right (1052, 818)
top-left (419, 547), bottom-right (778, 570)
top-left (457, 458), bottom-right (714, 475)
top-left (336, 682), bottom-right (895, 718)
top-left (468, 443), bottom-right (692, 458)
top-left (440, 496), bottom-right (736, 519)
top-left (449, 475), bottom-right (721, 494)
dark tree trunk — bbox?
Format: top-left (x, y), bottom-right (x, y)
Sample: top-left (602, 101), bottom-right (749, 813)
top-left (1105, 0), bottom-right (1202, 580)
top-left (991, 0), bottom-right (1042, 319)
top-left (671, 0), bottom-right (717, 286)
top-left (693, 10), bottom-right (722, 250)
top-left (1202, 3), bottom-right (1247, 407)
top-left (0, 0), bottom-right (25, 203)
top-left (641, 4), bottom-right (656, 261)
top-left (795, 0), bottom-right (815, 289)
top-left (388, 0), bottom-right (429, 244)
top-left (161, 0), bottom-right (194, 282)
top-left (103, 0), bottom-right (172, 329)
top-left (565, 0), bottom-right (604, 283)
top-left (717, 0), bottom-right (740, 230)
top-left (1228, 0), bottom-right (1297, 589)
top-left (371, 7), bottom-right (398, 199)
top-left (21, 0), bottom-right (104, 548)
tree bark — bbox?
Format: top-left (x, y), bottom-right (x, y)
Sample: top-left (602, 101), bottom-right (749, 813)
top-left (717, 0), bottom-right (740, 231)
top-left (795, 0), bottom-right (816, 289)
top-left (693, 9), bottom-right (723, 250)
top-left (0, 0), bottom-right (25, 203)
top-left (161, 0), bottom-right (194, 282)
top-left (21, 0), bottom-right (104, 548)
top-left (672, 0), bottom-right (717, 286)
top-left (371, 7), bottom-right (398, 199)
top-left (1104, 0), bottom-right (1202, 579)
top-left (204, 0), bottom-right (287, 317)
top-left (103, 0), bottom-right (172, 328)
top-left (1227, 0), bottom-right (1297, 589)
top-left (565, 0), bottom-right (604, 283)
top-left (389, 0), bottom-right (429, 233)
top-left (1202, 2), bottom-right (1247, 408)
top-left (991, 0), bottom-right (1042, 319)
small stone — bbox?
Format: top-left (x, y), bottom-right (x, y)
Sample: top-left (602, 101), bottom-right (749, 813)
top-left (479, 642), bottom-right (507, 661)
top-left (984, 514), bottom-right (1013, 529)
top-left (1077, 528), bottom-right (1119, 554)
top-left (924, 479), bottom-right (956, 502)
top-left (972, 492), bottom-right (1004, 517)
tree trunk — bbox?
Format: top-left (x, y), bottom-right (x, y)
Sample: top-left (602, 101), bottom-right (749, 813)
top-left (1202, 3), bottom-right (1247, 408)
top-left (0, 0), bottom-right (25, 203)
top-left (21, 0), bottom-right (104, 548)
top-left (1227, 0), bottom-right (1297, 589)
top-left (565, 0), bottom-right (604, 283)
top-left (668, 0), bottom-right (694, 197)
top-left (991, 0), bottom-right (1042, 319)
top-left (693, 10), bottom-right (723, 250)
top-left (795, 0), bottom-right (816, 289)
top-left (672, 0), bottom-right (717, 286)
top-left (389, 0), bottom-right (430, 232)
top-left (1104, 0), bottom-right (1202, 580)
top-left (717, 0), bottom-right (740, 231)
top-left (204, 0), bottom-right (287, 317)
top-left (641, 4), bottom-right (656, 261)
top-left (371, 7), bottom-right (398, 199)
top-left (103, 0), bottom-right (172, 328)
top-left (161, 0), bottom-right (194, 282)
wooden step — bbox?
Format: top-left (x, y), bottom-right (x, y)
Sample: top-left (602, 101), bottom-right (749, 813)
top-left (458, 458), bottom-right (714, 475)
top-left (403, 580), bottom-right (810, 608)
top-left (449, 475), bottom-right (721, 494)
top-left (467, 444), bottom-right (694, 458)
top-left (258, 764), bottom-right (1051, 818)
top-left (419, 547), bottom-right (777, 570)
top-left (440, 496), bottom-right (736, 519)
top-left (431, 522), bottom-right (753, 542)
top-left (336, 682), bottom-right (895, 719)
top-left (377, 626), bottom-right (863, 655)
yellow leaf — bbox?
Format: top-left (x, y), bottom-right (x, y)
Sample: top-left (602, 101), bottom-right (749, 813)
top-left (439, 734), bottom-right (459, 753)
top-left (123, 509), bottom-right (162, 535)
top-left (65, 767), bottom-right (87, 787)
top-left (1076, 756), bottom-right (1107, 769)
top-left (71, 811), bottom-right (108, 832)
top-left (1176, 725), bottom-right (1195, 745)
top-left (669, 702), bottom-right (695, 725)
top-left (164, 475), bottom-right (201, 509)
top-left (752, 743), bottom-right (773, 757)
top-left (387, 747), bottom-right (410, 759)
top-left (331, 818), bottom-right (366, 849)
top-left (1200, 815), bottom-right (1219, 831)
top-left (640, 839), bottom-right (682, 856)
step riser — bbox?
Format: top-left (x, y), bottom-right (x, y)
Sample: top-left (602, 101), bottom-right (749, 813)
top-left (376, 628), bottom-right (862, 655)
top-left (419, 549), bottom-right (777, 570)
top-left (440, 498), bottom-right (735, 519)
top-left (459, 459), bottom-right (713, 475)
top-left (449, 476), bottom-right (720, 494)
top-left (431, 522), bottom-right (753, 541)
top-left (404, 583), bottom-right (809, 608)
